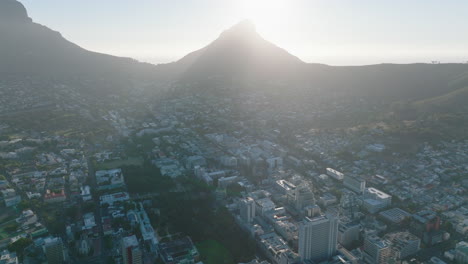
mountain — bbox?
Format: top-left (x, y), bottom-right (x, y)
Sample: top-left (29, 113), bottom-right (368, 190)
top-left (169, 20), bottom-right (468, 105)
top-left (303, 63), bottom-right (468, 102)
top-left (2, 0), bottom-right (468, 116)
top-left (174, 20), bottom-right (308, 84)
top-left (0, 0), bottom-right (31, 23)
top-left (413, 85), bottom-right (468, 112)
top-left (0, 0), bottom-right (169, 83)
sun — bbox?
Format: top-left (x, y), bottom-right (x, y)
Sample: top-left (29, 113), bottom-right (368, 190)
top-left (239, 0), bottom-right (289, 33)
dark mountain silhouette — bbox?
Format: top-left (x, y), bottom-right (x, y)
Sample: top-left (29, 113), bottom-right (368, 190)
top-left (0, 0), bottom-right (31, 23)
top-left (302, 63), bottom-right (468, 102)
top-left (169, 20), bottom-right (468, 105)
top-left (1, 0), bottom-right (468, 110)
top-left (0, 0), bottom-right (179, 84)
top-left (175, 20), bottom-right (306, 82)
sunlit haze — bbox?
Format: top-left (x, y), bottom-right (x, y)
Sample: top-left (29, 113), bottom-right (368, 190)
top-left (17, 0), bottom-right (468, 65)
top-left (2, 0), bottom-right (468, 263)
top-left (239, 0), bottom-right (288, 34)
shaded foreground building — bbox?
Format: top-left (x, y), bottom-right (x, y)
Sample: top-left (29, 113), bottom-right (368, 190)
top-left (299, 213), bottom-right (338, 262)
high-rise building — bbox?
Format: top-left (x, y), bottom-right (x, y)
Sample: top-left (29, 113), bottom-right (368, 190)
top-left (455, 241), bottom-right (468, 264)
top-left (363, 235), bottom-right (392, 264)
top-left (240, 197), bottom-right (256, 223)
top-left (44, 237), bottom-right (64, 264)
top-left (338, 220), bottom-right (360, 249)
top-left (287, 183), bottom-right (315, 211)
top-left (122, 235), bottom-right (142, 264)
top-left (343, 175), bottom-right (366, 194)
top-left (295, 185), bottom-right (315, 211)
top-left (305, 204), bottom-right (321, 218)
top-left (411, 210), bottom-right (442, 246)
top-left (384, 232), bottom-right (420, 260)
top-left (298, 213), bottom-right (338, 262)
top-left (340, 190), bottom-right (359, 220)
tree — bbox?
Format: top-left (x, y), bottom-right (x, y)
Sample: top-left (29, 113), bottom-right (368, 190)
top-left (123, 201), bottom-right (136, 211)
top-left (8, 238), bottom-right (32, 254)
top-left (104, 235), bottom-right (113, 250)
top-left (443, 221), bottom-right (453, 232)
top-left (107, 256), bottom-right (116, 264)
top-left (18, 200), bottom-right (31, 210)
top-left (121, 162), bottom-right (174, 193)
top-left (4, 223), bottom-right (19, 233)
top-left (226, 183), bottom-right (244, 197)
top-left (82, 202), bottom-right (96, 213)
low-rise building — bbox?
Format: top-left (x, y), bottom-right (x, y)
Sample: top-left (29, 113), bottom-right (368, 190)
top-left (44, 189), bottom-right (66, 203)
top-left (258, 232), bottom-right (296, 264)
top-left (0, 250), bottom-right (18, 264)
top-left (218, 176), bottom-right (238, 188)
top-left (363, 188), bottom-right (391, 213)
top-left (100, 192), bottom-right (130, 206)
top-left (455, 241), bottom-right (468, 264)
top-left (158, 236), bottom-right (199, 264)
top-left (80, 185), bottom-right (92, 202)
top-left (320, 193), bottom-right (338, 207)
top-left (429, 256), bottom-right (447, 264)
top-left (95, 168), bottom-right (125, 191)
top-left (384, 231), bottom-right (420, 260)
top-left (327, 168), bottom-right (344, 181)
top-left (379, 208), bottom-right (412, 224)
top-left (1, 189), bottom-right (21, 207)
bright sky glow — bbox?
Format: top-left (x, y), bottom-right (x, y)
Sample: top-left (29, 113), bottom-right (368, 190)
top-left (239, 0), bottom-right (289, 34)
top-left (18, 0), bottom-right (468, 65)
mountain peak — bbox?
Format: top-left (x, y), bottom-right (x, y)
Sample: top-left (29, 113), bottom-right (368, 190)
top-left (0, 0), bottom-right (32, 23)
top-left (175, 20), bottom-right (305, 83)
top-left (220, 20), bottom-right (258, 39)
top-left (228, 20), bottom-right (257, 33)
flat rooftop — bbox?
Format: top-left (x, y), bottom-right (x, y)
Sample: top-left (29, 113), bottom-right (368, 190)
top-left (366, 187), bottom-right (391, 199)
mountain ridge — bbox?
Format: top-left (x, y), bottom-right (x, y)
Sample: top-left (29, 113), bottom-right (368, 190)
top-left (1, 0), bottom-right (468, 107)
top-left (0, 0), bottom-right (31, 23)
top-left (173, 20), bottom-right (306, 83)
top-left (0, 0), bottom-right (169, 87)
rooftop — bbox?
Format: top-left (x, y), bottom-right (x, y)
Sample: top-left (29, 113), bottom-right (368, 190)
top-left (456, 241), bottom-right (468, 255)
top-left (366, 187), bottom-right (391, 199)
top-left (413, 210), bottom-right (438, 224)
top-left (379, 208), bottom-right (412, 223)
top-left (122, 235), bottom-right (139, 248)
top-left (159, 236), bottom-right (199, 263)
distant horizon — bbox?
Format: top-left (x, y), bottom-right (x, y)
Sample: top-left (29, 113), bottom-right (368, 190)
top-left (133, 53), bottom-right (468, 67)
top-left (19, 0), bottom-right (468, 66)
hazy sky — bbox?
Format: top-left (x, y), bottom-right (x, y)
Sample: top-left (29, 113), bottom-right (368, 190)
top-left (19, 0), bottom-right (468, 65)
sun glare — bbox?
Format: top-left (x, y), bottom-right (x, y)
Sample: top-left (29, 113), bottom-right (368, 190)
top-left (239, 0), bottom-right (289, 34)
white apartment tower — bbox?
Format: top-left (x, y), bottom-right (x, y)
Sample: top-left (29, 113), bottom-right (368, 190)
top-left (299, 213), bottom-right (338, 262)
top-left (122, 235), bottom-right (142, 264)
top-left (343, 175), bottom-right (366, 193)
top-left (240, 197), bottom-right (256, 223)
top-left (363, 235), bottom-right (392, 264)
top-left (44, 237), bottom-right (65, 264)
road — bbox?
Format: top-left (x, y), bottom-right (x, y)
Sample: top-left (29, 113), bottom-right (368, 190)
top-left (83, 156), bottom-right (106, 264)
